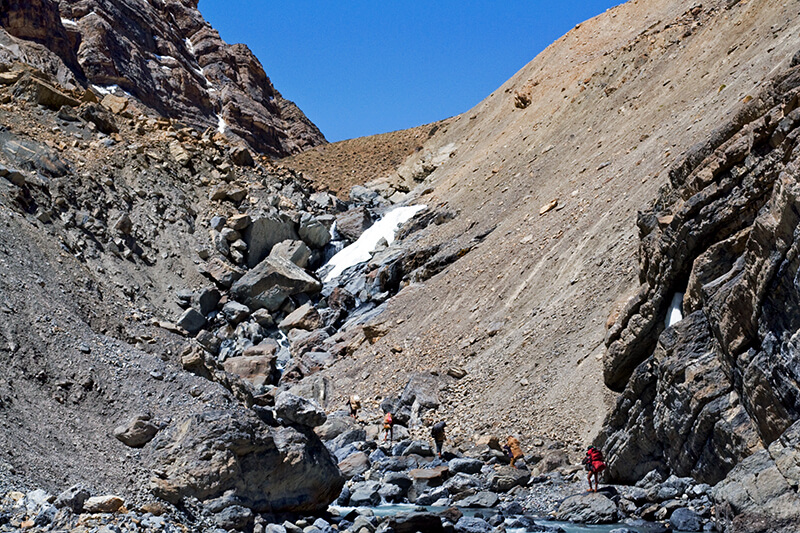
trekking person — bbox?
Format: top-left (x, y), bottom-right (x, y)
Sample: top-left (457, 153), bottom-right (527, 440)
top-left (431, 421), bottom-right (446, 458)
top-left (348, 395), bottom-right (361, 419)
top-left (382, 412), bottom-right (394, 443)
top-left (503, 435), bottom-right (524, 468)
top-left (582, 445), bottom-right (606, 492)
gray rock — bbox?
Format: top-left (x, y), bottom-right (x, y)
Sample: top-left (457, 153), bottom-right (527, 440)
top-left (488, 466), bottom-right (530, 492)
top-left (382, 471), bottom-right (413, 491)
top-left (215, 505), bottom-right (253, 529)
top-left (386, 512), bottom-right (445, 533)
top-left (444, 473), bottom-right (483, 495)
top-left (338, 451), bottom-right (370, 479)
top-left (556, 492), bottom-right (617, 524)
top-left (196, 330), bottom-right (222, 355)
top-left (245, 215), bottom-right (300, 268)
top-left (54, 485), bottom-right (90, 512)
top-left (113, 413), bottom-right (159, 447)
top-left (231, 255), bottom-right (322, 311)
top-left (279, 303), bottom-right (322, 331)
top-left (150, 409), bottom-right (344, 513)
top-left (177, 308), bottom-right (206, 334)
top-left (670, 507), bottom-right (701, 532)
top-left (210, 216), bottom-right (226, 231)
top-left (299, 215), bottom-right (331, 249)
top-left (326, 428), bottom-right (367, 453)
top-left (222, 301), bottom-right (250, 324)
top-left (315, 413), bottom-right (361, 441)
top-left (271, 240), bottom-right (312, 268)
top-left (454, 516), bottom-right (492, 533)
top-left (448, 458), bottom-right (484, 475)
top-left (458, 491), bottom-right (499, 508)
top-left (378, 482), bottom-right (404, 503)
top-left (349, 481), bottom-right (381, 507)
top-left (275, 392), bottom-right (327, 427)
top-left (198, 288), bottom-right (221, 316)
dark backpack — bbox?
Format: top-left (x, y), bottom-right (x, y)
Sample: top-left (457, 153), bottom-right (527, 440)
top-left (431, 422), bottom-right (445, 439)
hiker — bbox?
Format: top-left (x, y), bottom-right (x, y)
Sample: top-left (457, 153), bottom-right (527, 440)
top-left (431, 421), bottom-right (446, 458)
top-left (503, 435), bottom-right (524, 468)
top-left (382, 412), bottom-right (394, 443)
top-left (348, 394), bottom-right (361, 419)
top-left (582, 445), bottom-right (606, 492)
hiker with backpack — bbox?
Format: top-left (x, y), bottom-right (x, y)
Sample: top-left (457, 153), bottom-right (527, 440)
top-left (431, 421), bottom-right (446, 458)
top-left (582, 445), bottom-right (606, 492)
top-left (382, 412), bottom-right (394, 443)
top-left (348, 395), bottom-right (361, 419)
top-left (503, 435), bottom-right (525, 468)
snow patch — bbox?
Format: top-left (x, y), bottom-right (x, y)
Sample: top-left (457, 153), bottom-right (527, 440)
top-left (322, 205), bottom-right (427, 282)
top-left (216, 114), bottom-right (227, 134)
top-left (60, 18), bottom-right (78, 27)
top-left (184, 38), bottom-right (195, 56)
top-left (91, 84), bottom-right (120, 96)
top-left (666, 292), bottom-right (684, 327)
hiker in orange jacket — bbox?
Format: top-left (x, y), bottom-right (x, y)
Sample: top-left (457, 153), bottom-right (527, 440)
top-left (382, 412), bottom-right (394, 443)
top-left (503, 436), bottom-right (524, 468)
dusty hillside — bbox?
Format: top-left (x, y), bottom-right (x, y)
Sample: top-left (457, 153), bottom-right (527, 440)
top-left (280, 120), bottom-right (453, 198)
top-left (312, 0), bottom-right (800, 451)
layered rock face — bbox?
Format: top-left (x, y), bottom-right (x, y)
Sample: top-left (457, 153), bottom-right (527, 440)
top-left (598, 54), bottom-right (800, 526)
top-left (0, 0), bottom-right (324, 156)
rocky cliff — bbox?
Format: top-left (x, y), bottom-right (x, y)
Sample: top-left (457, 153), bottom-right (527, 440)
top-left (597, 53), bottom-right (800, 529)
top-left (0, 0), bottom-right (325, 156)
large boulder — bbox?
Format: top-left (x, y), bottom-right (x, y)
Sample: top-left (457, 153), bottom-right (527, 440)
top-left (335, 206), bottom-right (372, 241)
top-left (275, 392), bottom-right (327, 428)
top-left (244, 215), bottom-right (299, 268)
top-left (231, 255), bottom-right (322, 311)
top-left (113, 413), bottom-right (159, 448)
top-left (271, 240), bottom-right (312, 268)
top-left (149, 409), bottom-right (343, 513)
top-left (556, 492), bottom-right (618, 524)
top-left (222, 354), bottom-right (279, 387)
top-left (298, 214), bottom-right (331, 249)
top-left (279, 303), bottom-right (322, 331)
top-left (488, 466), bottom-right (530, 492)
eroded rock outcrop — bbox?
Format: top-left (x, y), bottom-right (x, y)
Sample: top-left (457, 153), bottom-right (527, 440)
top-left (598, 54), bottom-right (800, 526)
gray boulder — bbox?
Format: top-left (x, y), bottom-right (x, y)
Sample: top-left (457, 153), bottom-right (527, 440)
top-left (215, 505), bottom-right (253, 530)
top-left (231, 255), bottom-right (322, 311)
top-left (488, 466), bottom-right (530, 492)
top-left (448, 458), bottom-right (484, 475)
top-left (454, 517), bottom-right (492, 533)
top-left (315, 412), bottom-right (361, 441)
top-left (149, 409), bottom-right (343, 513)
top-left (299, 215), bottom-right (331, 249)
top-left (349, 481), bottom-right (381, 507)
top-left (244, 215), bottom-right (299, 268)
top-left (271, 240), bottom-right (312, 268)
top-left (279, 303), bottom-right (322, 331)
top-left (222, 301), bottom-right (250, 325)
top-left (669, 508), bottom-right (701, 532)
top-left (177, 308), bottom-right (205, 334)
top-left (335, 206), bottom-right (373, 241)
top-left (338, 451), bottom-right (370, 478)
top-left (275, 392), bottom-right (327, 427)
top-left (54, 485), bottom-right (89, 513)
top-left (444, 473), bottom-right (483, 495)
top-left (458, 491), bottom-right (499, 508)
top-left (556, 492), bottom-right (618, 524)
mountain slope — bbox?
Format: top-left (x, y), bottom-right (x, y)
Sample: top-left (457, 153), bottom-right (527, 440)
top-left (0, 0), bottom-right (325, 156)
top-left (313, 0), bottom-right (800, 451)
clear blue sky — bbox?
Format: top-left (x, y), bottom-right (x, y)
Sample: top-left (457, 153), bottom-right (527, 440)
top-left (198, 1), bottom-right (622, 143)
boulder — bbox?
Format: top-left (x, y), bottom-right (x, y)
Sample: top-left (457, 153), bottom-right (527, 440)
top-left (327, 428), bottom-right (367, 454)
top-left (488, 466), bottom-right (530, 492)
top-left (150, 409), bottom-right (343, 513)
top-left (315, 413), bottom-right (361, 441)
top-left (279, 303), bottom-right (322, 331)
top-left (556, 492), bottom-right (617, 524)
top-left (335, 207), bottom-right (372, 242)
top-left (454, 516), bottom-right (492, 533)
top-left (448, 458), bottom-right (484, 475)
top-left (231, 256), bottom-right (321, 311)
top-left (83, 495), bottom-right (124, 513)
top-left (198, 258), bottom-right (244, 289)
top-left (444, 473), bottom-right (483, 495)
top-left (176, 308), bottom-right (205, 334)
top-left (113, 413), bottom-right (159, 448)
top-left (223, 355), bottom-right (278, 387)
top-left (338, 451), bottom-right (370, 478)
top-left (275, 392), bottom-right (326, 428)
top-left (298, 215), bottom-right (331, 249)
top-left (458, 491), bottom-right (499, 508)
top-left (244, 215), bottom-right (299, 268)
top-left (271, 240), bottom-right (311, 268)
top-left (215, 505), bottom-right (253, 529)
top-left (54, 485), bottom-right (90, 513)
top-left (669, 508), bottom-right (701, 532)
top-left (222, 301), bottom-right (250, 324)
top-left (349, 481), bottom-right (381, 507)
top-left (386, 512), bottom-right (445, 533)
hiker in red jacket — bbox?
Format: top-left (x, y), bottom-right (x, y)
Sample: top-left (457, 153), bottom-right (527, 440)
top-left (582, 446), bottom-right (606, 492)
top-left (382, 412), bottom-right (394, 443)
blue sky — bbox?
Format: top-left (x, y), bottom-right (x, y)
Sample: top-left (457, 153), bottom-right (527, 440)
top-left (198, 1), bottom-right (622, 142)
